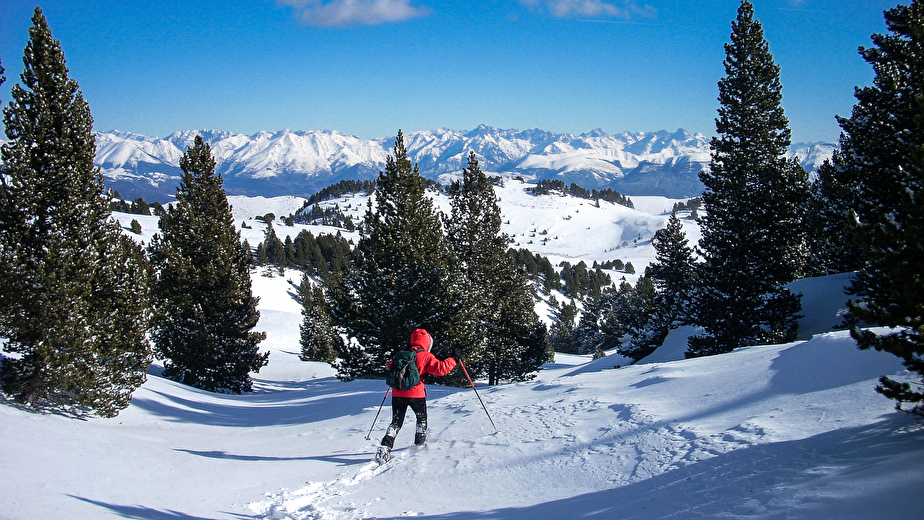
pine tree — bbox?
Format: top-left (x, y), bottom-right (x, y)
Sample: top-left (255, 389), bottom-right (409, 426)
top-left (148, 135), bottom-right (268, 393)
top-left (548, 300), bottom-right (578, 353)
top-left (445, 152), bottom-right (549, 384)
top-left (0, 9), bottom-right (151, 417)
top-left (846, 1), bottom-right (924, 415)
top-left (298, 274), bottom-right (340, 364)
top-left (329, 131), bottom-right (472, 381)
top-left (571, 299), bottom-right (603, 355)
top-left (647, 212), bottom-right (697, 330)
top-left (688, 1), bottom-right (808, 358)
top-left (596, 281), bottom-right (634, 355)
top-left (805, 159), bottom-right (862, 276)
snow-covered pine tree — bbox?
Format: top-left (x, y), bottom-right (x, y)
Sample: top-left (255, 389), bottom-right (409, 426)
top-left (0, 9), bottom-right (151, 417)
top-left (846, 0), bottom-right (924, 416)
top-left (445, 152), bottom-right (549, 384)
top-left (624, 276), bottom-right (658, 360)
top-left (329, 131), bottom-right (472, 381)
top-left (624, 212), bottom-right (698, 357)
top-left (298, 274), bottom-right (339, 364)
top-left (571, 298), bottom-right (604, 355)
top-left (548, 298), bottom-right (582, 355)
top-left (687, 1), bottom-right (808, 358)
top-left (148, 135), bottom-right (268, 393)
top-left (647, 212), bottom-right (697, 330)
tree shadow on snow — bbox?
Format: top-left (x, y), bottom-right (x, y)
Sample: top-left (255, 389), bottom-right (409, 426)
top-left (67, 495), bottom-right (249, 520)
top-left (129, 385), bottom-right (377, 427)
top-left (406, 414), bottom-right (924, 520)
top-left (174, 448), bottom-right (369, 466)
top-left (667, 335), bottom-right (905, 426)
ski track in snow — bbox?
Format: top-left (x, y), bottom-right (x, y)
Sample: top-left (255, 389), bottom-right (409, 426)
top-left (244, 368), bottom-right (825, 519)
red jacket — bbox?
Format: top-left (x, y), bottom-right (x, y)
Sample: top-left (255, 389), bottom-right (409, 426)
top-left (391, 329), bottom-right (457, 398)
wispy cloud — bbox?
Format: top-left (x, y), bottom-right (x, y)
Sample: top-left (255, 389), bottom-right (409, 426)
top-left (518, 0), bottom-right (656, 20)
top-left (278, 0), bottom-right (430, 28)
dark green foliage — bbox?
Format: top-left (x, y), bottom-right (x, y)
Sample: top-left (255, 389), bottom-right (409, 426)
top-left (569, 298), bottom-right (604, 354)
top-left (445, 152), bottom-right (549, 385)
top-left (531, 179), bottom-right (634, 208)
top-left (647, 212), bottom-right (697, 329)
top-left (805, 159), bottom-right (862, 276)
top-left (549, 300), bottom-right (578, 353)
top-left (559, 261), bottom-right (613, 300)
top-left (130, 219), bottom-right (142, 234)
top-left (329, 131), bottom-right (473, 381)
top-left (0, 9), bottom-right (151, 417)
top-left (508, 248), bottom-right (560, 292)
top-left (596, 282), bottom-right (636, 355)
top-left (622, 212), bottom-right (699, 358)
top-left (688, 1), bottom-right (808, 358)
top-left (110, 195), bottom-right (152, 216)
top-left (259, 227), bottom-right (354, 282)
top-left (845, 1), bottom-right (924, 415)
top-left (148, 135), bottom-right (268, 393)
top-left (594, 277), bottom-right (661, 362)
top-left (294, 202), bottom-right (357, 230)
top-left (298, 274), bottom-right (340, 364)
top-left (302, 179), bottom-right (376, 207)
top-left (672, 198), bottom-right (702, 214)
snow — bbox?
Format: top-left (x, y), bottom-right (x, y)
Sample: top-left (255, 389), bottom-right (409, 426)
top-left (2, 193), bottom-right (923, 519)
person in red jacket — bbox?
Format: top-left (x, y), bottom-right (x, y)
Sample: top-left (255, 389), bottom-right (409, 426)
top-left (376, 328), bottom-right (458, 463)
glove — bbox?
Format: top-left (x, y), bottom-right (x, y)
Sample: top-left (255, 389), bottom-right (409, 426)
top-left (452, 349), bottom-right (464, 362)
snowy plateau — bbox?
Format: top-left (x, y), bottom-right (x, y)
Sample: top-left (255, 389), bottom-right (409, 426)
top-left (2, 181), bottom-right (922, 520)
top-left (90, 126), bottom-right (835, 202)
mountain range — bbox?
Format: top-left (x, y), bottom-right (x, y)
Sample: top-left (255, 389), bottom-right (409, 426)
top-left (93, 126), bottom-right (835, 202)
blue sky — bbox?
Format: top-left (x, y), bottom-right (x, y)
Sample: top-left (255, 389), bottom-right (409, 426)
top-left (0, 1), bottom-right (900, 143)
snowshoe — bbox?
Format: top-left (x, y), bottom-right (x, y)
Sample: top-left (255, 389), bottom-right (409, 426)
top-left (374, 445), bottom-right (391, 464)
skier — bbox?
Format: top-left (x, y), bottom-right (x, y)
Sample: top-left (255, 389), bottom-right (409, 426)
top-left (376, 328), bottom-right (458, 463)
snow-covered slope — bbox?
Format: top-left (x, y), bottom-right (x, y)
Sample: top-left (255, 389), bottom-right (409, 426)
top-left (92, 126), bottom-right (835, 202)
top-left (4, 190), bottom-right (923, 519)
top-left (3, 270), bottom-right (921, 520)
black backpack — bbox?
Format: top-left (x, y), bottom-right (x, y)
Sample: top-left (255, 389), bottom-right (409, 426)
top-left (385, 348), bottom-right (423, 390)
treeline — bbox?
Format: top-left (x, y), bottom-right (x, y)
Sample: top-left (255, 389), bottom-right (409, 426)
top-left (256, 226), bottom-right (354, 282)
top-left (292, 203), bottom-right (357, 230)
top-left (108, 192), bottom-right (166, 216)
top-left (672, 197), bottom-right (701, 215)
top-left (531, 179), bottom-right (634, 208)
top-left (303, 179), bottom-right (375, 206)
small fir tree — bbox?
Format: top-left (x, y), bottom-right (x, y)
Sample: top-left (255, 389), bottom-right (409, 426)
top-left (0, 9), bottom-right (151, 417)
top-left (646, 212), bottom-right (697, 331)
top-left (688, 1), bottom-right (807, 358)
top-left (549, 300), bottom-right (578, 353)
top-left (298, 274), bottom-right (340, 364)
top-left (148, 135), bottom-right (268, 393)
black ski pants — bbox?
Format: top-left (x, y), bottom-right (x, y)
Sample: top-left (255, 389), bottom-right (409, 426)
top-left (381, 396), bottom-right (428, 448)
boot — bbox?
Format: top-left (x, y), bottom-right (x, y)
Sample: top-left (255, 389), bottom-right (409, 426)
top-left (374, 445), bottom-right (391, 464)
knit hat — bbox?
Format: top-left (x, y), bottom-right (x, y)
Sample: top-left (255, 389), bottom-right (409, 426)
top-left (410, 328), bottom-right (433, 351)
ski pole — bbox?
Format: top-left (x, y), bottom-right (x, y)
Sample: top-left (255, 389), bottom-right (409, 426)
top-left (458, 359), bottom-right (499, 433)
top-left (365, 387), bottom-right (390, 440)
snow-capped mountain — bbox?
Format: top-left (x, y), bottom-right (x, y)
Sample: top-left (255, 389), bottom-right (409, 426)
top-left (93, 126), bottom-right (834, 202)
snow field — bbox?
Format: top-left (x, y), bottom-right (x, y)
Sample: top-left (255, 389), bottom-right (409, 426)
top-left (3, 192), bottom-right (923, 519)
